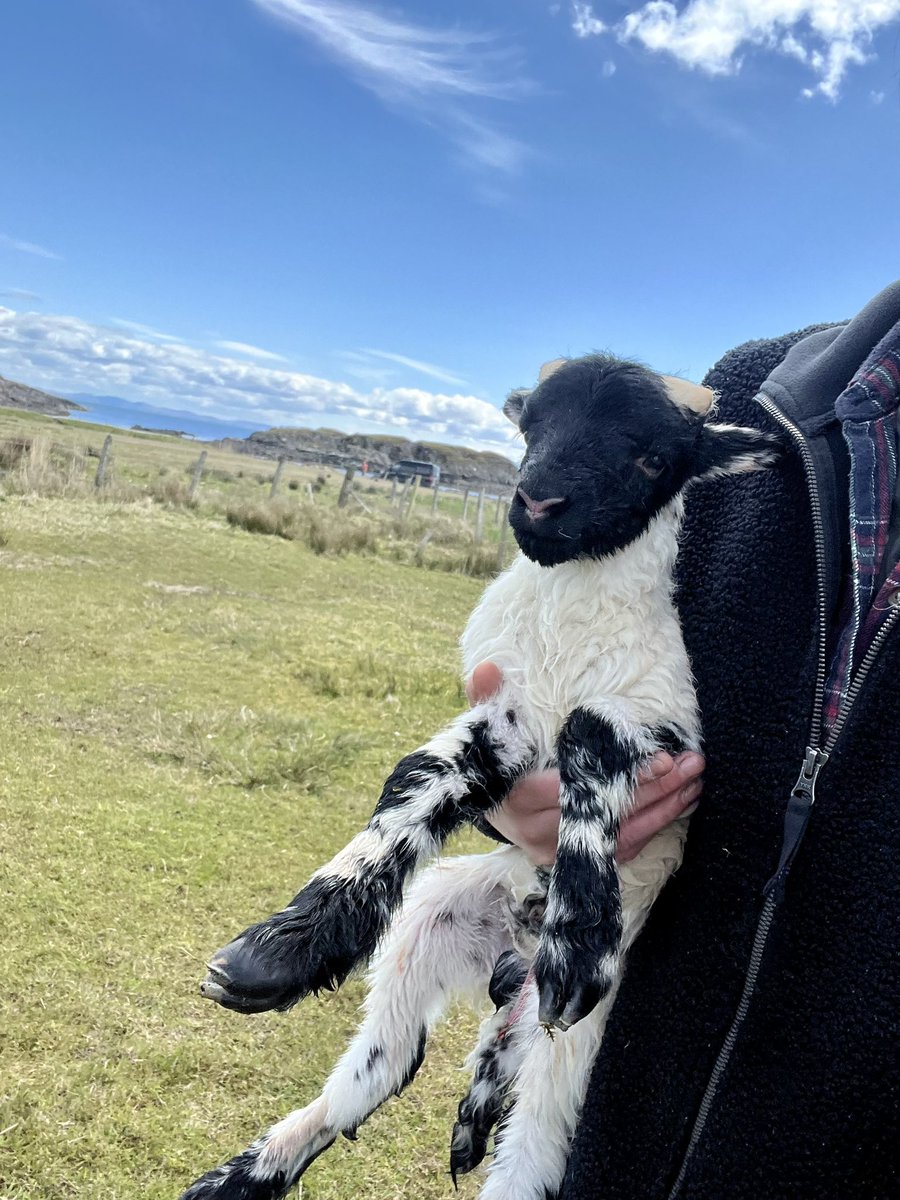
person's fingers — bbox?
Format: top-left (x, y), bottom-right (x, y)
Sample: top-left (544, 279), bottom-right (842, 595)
top-left (632, 752), bottom-right (704, 810)
top-left (617, 776), bottom-right (704, 864)
top-left (481, 770), bottom-right (562, 864)
top-left (488, 803), bottom-right (560, 866)
top-left (500, 770), bottom-right (561, 814)
top-left (465, 660), bottom-right (503, 706)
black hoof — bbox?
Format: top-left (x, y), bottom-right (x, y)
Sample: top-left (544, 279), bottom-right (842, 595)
top-left (533, 931), bottom-right (617, 1030)
top-left (200, 879), bottom-right (390, 1014)
top-left (536, 972), bottom-right (604, 1031)
top-left (200, 934), bottom-right (299, 1013)
top-left (450, 1119), bottom-right (488, 1185)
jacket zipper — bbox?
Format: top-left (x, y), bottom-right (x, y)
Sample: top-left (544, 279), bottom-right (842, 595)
top-left (666, 399), bottom-right (900, 1198)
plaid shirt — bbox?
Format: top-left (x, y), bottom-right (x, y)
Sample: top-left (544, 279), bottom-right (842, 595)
top-left (822, 337), bottom-right (900, 734)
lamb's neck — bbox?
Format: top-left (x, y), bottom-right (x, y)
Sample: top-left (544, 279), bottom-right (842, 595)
top-left (547, 496), bottom-right (684, 606)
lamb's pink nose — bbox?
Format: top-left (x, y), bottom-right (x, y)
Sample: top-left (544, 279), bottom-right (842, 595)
top-left (517, 488), bottom-right (567, 519)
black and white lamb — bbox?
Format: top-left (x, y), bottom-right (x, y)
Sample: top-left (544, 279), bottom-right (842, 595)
top-left (181, 354), bottom-right (777, 1200)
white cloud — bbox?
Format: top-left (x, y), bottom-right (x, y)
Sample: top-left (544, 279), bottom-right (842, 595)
top-left (871, 88), bottom-right (886, 102)
top-left (250, 0), bottom-right (530, 172)
top-left (572, 3), bottom-right (607, 38)
top-left (601, 59), bottom-right (617, 77)
top-left (215, 339), bottom-right (289, 362)
top-left (571, 0), bottom-right (900, 100)
top-left (0, 306), bottom-right (517, 457)
top-left (0, 233), bottom-right (62, 261)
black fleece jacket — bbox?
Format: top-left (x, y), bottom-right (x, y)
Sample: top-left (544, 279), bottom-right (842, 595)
top-left (560, 284), bottom-right (900, 1200)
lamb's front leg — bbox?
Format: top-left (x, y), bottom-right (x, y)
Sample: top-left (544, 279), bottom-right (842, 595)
top-left (201, 705), bottom-right (535, 1014)
top-left (533, 708), bottom-right (648, 1030)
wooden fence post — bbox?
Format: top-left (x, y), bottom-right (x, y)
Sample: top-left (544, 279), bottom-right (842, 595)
top-left (404, 475), bottom-right (421, 521)
top-left (431, 483), bottom-right (440, 515)
top-left (495, 493), bottom-right (504, 525)
top-left (497, 502), bottom-right (511, 570)
top-left (462, 489), bottom-right (470, 521)
top-left (189, 450), bottom-right (207, 501)
top-left (94, 434), bottom-right (113, 489)
top-left (337, 466), bottom-right (355, 508)
top-left (390, 479), bottom-right (398, 505)
top-left (474, 488), bottom-right (486, 543)
top-left (269, 457), bottom-right (285, 498)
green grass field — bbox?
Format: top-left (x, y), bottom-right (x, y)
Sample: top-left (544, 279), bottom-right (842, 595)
top-left (0, 432), bottom-right (502, 1199)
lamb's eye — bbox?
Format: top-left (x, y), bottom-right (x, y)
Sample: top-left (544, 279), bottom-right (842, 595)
top-left (636, 453), bottom-right (665, 479)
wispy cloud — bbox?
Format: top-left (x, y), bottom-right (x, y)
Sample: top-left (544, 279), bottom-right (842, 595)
top-left (250, 0), bottom-right (531, 173)
top-left (0, 233), bottom-right (62, 261)
top-left (0, 306), bottom-right (516, 456)
top-left (570, 1), bottom-right (900, 100)
top-left (215, 339), bottom-right (289, 362)
top-left (0, 288), bottom-right (43, 303)
top-left (360, 347), bottom-right (467, 386)
top-left (109, 317), bottom-right (183, 342)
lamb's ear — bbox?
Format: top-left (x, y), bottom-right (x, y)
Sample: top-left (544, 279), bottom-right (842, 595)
top-left (691, 423), bottom-right (781, 481)
top-left (662, 375), bottom-right (715, 416)
top-left (503, 388), bottom-right (530, 427)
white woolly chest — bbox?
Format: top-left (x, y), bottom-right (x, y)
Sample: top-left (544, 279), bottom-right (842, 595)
top-left (459, 504), bottom-right (699, 765)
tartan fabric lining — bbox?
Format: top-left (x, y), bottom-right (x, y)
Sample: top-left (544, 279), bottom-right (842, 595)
top-left (822, 346), bottom-right (900, 734)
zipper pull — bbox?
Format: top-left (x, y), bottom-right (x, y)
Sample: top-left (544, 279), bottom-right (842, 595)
top-left (763, 747), bottom-right (829, 897)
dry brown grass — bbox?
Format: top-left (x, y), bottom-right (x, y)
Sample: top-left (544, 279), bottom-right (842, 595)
top-left (0, 422), bottom-right (514, 580)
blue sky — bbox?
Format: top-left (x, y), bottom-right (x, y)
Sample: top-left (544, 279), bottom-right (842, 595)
top-left (1, 0), bottom-right (899, 456)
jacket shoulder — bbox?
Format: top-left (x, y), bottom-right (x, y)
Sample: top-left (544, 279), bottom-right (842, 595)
top-left (702, 323), bottom-right (839, 424)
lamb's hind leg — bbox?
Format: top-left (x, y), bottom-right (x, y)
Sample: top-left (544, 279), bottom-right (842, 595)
top-left (181, 848), bottom-right (533, 1200)
top-left (450, 950), bottom-right (531, 1184)
top-left (534, 708), bottom-right (650, 1031)
top-left (201, 705), bottom-right (535, 1014)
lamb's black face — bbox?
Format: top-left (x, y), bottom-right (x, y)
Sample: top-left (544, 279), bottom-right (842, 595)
top-left (505, 355), bottom-right (765, 568)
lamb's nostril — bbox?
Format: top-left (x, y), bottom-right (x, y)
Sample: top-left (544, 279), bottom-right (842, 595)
top-left (517, 488), bottom-right (568, 519)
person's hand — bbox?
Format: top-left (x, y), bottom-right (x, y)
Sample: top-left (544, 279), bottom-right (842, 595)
top-left (466, 662), bottom-right (705, 866)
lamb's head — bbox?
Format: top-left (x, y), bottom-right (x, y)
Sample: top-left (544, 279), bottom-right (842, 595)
top-left (504, 353), bottom-right (779, 567)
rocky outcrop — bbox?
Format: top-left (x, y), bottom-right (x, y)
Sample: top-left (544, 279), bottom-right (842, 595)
top-left (0, 374), bottom-right (86, 417)
top-left (219, 427), bottom-right (517, 489)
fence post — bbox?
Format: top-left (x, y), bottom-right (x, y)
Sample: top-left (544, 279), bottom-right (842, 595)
top-left (474, 488), bottom-right (486, 543)
top-left (431, 483), bottom-right (440, 515)
top-left (94, 434), bottom-right (113, 489)
top-left (462, 489), bottom-right (471, 521)
top-left (497, 502), bottom-right (511, 571)
top-left (495, 493), bottom-right (504, 525)
top-left (337, 466), bottom-right (355, 508)
top-left (269, 457), bottom-right (285, 498)
top-left (390, 478), bottom-right (398, 506)
top-left (189, 450), bottom-right (208, 501)
top-left (404, 475), bottom-right (421, 521)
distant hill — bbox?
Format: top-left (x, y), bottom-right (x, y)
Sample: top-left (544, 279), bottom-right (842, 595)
top-left (221, 427), bottom-right (518, 489)
top-left (66, 393), bottom-right (261, 440)
top-left (0, 374), bottom-right (86, 417)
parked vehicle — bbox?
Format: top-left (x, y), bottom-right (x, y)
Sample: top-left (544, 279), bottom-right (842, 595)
top-left (382, 459), bottom-right (441, 487)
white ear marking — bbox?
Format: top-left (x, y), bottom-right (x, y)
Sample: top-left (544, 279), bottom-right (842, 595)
top-left (662, 375), bottom-right (715, 415)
